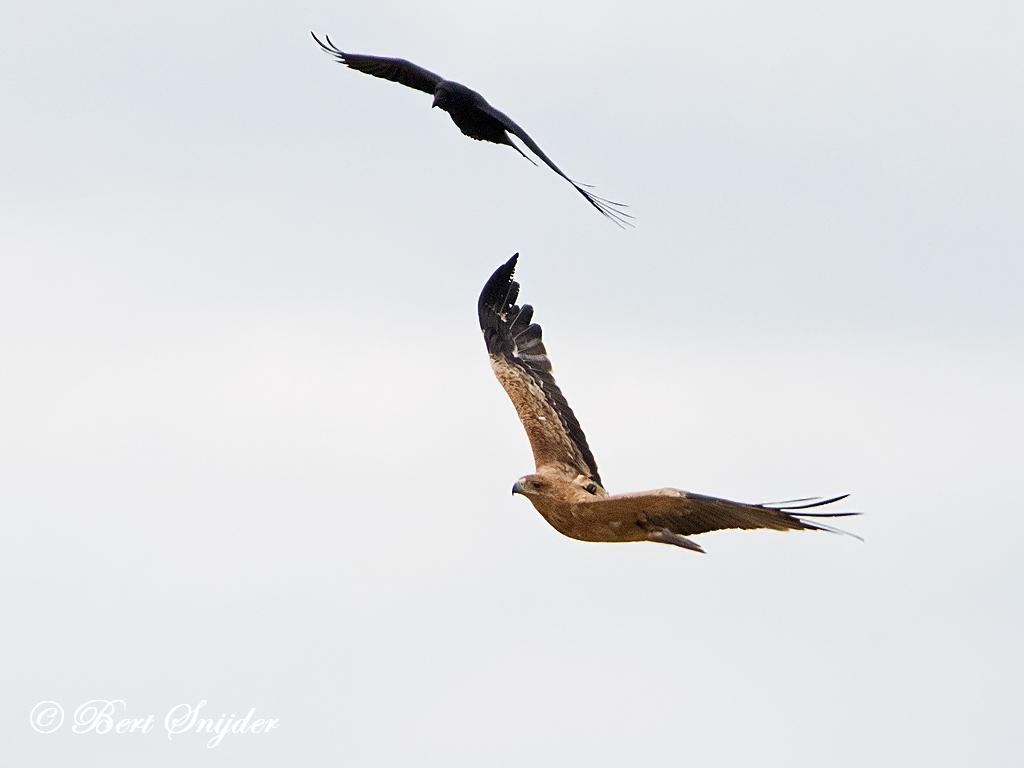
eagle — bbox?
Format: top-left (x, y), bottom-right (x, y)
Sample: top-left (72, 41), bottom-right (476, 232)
top-left (479, 254), bottom-right (859, 553)
top-left (311, 32), bottom-right (632, 228)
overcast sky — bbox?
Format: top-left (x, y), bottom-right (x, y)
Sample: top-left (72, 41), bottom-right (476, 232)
top-left (2, 1), bottom-right (1022, 765)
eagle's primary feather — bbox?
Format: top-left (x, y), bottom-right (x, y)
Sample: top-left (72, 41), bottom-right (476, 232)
top-left (479, 254), bottom-right (859, 553)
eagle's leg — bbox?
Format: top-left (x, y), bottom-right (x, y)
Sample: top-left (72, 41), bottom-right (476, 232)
top-left (649, 529), bottom-right (705, 554)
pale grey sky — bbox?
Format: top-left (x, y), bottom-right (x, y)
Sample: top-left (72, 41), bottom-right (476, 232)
top-left (2, 1), bottom-right (1022, 765)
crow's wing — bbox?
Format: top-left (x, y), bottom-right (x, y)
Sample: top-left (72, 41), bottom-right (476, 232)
top-left (312, 33), bottom-right (444, 95)
top-left (473, 99), bottom-right (633, 227)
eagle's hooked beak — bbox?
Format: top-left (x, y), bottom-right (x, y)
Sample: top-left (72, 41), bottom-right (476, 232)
top-left (511, 478), bottom-right (526, 497)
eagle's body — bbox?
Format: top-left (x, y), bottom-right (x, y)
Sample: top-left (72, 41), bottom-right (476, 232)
top-left (312, 33), bottom-right (632, 227)
top-left (479, 254), bottom-right (858, 553)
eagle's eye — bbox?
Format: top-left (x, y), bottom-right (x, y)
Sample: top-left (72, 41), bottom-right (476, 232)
top-left (585, 482), bottom-right (598, 494)
top-left (531, 480), bottom-right (544, 490)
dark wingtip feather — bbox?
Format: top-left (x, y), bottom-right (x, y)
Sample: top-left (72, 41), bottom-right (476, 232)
top-left (569, 182), bottom-right (635, 228)
top-left (478, 254), bottom-right (518, 331)
top-left (761, 494), bottom-right (862, 540)
top-left (583, 191), bottom-right (635, 229)
top-left (796, 517), bottom-right (864, 541)
top-left (311, 31), bottom-right (332, 53)
top-left (312, 31), bottom-right (348, 63)
top-left (764, 494), bottom-right (850, 510)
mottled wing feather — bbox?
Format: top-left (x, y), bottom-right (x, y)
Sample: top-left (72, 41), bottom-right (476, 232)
top-left (479, 255), bottom-right (602, 485)
top-left (579, 489), bottom-right (858, 537)
top-left (312, 33), bottom-right (443, 95)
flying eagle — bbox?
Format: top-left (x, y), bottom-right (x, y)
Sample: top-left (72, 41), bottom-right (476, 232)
top-left (311, 32), bottom-right (632, 228)
top-left (479, 254), bottom-right (859, 553)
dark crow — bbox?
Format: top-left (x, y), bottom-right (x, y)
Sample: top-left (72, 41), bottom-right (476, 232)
top-left (312, 32), bottom-right (632, 227)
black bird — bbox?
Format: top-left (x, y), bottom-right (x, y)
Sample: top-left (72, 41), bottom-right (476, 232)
top-left (312, 33), bottom-right (632, 227)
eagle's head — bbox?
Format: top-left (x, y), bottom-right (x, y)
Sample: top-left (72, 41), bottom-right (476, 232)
top-left (512, 474), bottom-right (604, 500)
top-left (511, 475), bottom-right (547, 497)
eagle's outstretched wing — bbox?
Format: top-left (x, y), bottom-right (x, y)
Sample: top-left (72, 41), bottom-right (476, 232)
top-left (480, 255), bottom-right (859, 552)
top-left (473, 99), bottom-right (634, 228)
top-left (311, 33), bottom-right (444, 95)
top-left (578, 490), bottom-right (860, 553)
top-left (478, 254), bottom-right (602, 487)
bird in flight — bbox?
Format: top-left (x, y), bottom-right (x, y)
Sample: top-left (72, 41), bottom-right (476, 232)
top-left (479, 254), bottom-right (859, 553)
top-left (311, 33), bottom-right (632, 228)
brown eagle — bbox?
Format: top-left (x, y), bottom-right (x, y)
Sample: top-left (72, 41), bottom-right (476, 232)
top-left (311, 32), bottom-right (632, 228)
top-left (479, 254), bottom-right (859, 553)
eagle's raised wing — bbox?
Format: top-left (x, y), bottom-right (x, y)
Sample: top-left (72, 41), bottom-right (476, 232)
top-left (579, 490), bottom-right (859, 553)
top-left (312, 33), bottom-right (444, 95)
top-left (479, 254), bottom-right (602, 487)
top-left (472, 99), bottom-right (633, 228)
